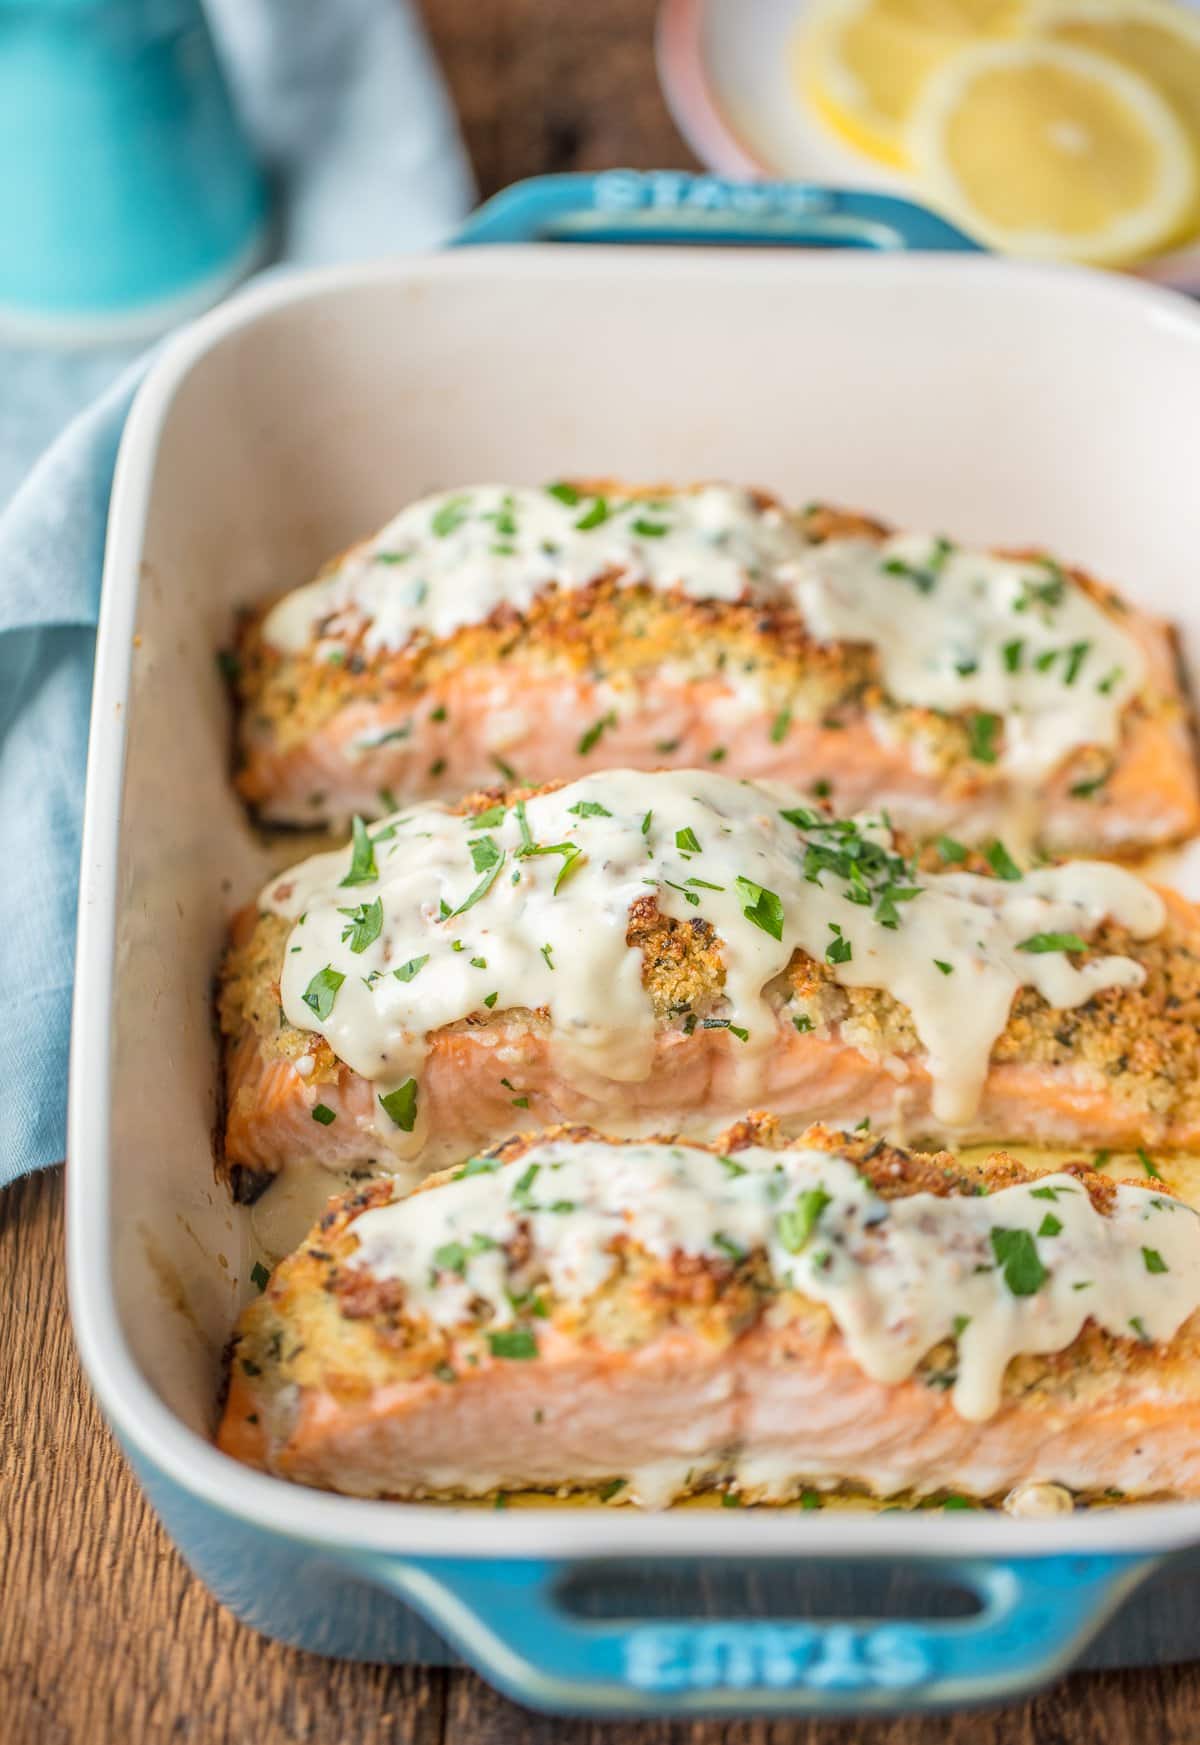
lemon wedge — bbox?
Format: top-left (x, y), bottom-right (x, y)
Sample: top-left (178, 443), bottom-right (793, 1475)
top-left (1033, 0), bottom-right (1200, 238)
top-left (798, 0), bottom-right (1025, 167)
top-left (908, 38), bottom-right (1196, 262)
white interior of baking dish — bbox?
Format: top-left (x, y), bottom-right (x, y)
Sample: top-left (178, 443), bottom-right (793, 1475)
top-left (70, 247), bottom-right (1200, 1557)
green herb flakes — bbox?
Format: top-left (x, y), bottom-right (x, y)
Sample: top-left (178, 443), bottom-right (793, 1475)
top-left (302, 965), bottom-right (345, 1020)
top-left (488, 1329), bottom-right (539, 1360)
top-left (378, 1079), bottom-right (419, 1131)
top-left (340, 815), bottom-right (379, 886)
top-left (578, 712), bottom-right (616, 756)
top-left (736, 875), bottom-right (784, 941)
top-left (338, 896), bottom-right (383, 953)
top-left (778, 1188), bottom-right (832, 1254)
top-left (989, 1227), bottom-right (1047, 1296)
top-left (1018, 931), bottom-right (1087, 954)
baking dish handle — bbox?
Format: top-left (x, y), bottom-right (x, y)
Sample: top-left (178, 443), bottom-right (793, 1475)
top-left (451, 170), bottom-right (983, 252)
top-left (370, 1550), bottom-right (1153, 1716)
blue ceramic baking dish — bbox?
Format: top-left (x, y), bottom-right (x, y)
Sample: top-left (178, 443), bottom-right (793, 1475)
top-left (68, 173), bottom-right (1200, 1717)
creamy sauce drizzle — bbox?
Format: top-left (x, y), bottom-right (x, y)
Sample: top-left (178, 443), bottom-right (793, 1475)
top-left (795, 534), bottom-right (1143, 783)
top-left (348, 1138), bottom-right (1200, 1421)
top-left (261, 484), bottom-right (1143, 785)
top-left (263, 771), bottom-right (1163, 1156)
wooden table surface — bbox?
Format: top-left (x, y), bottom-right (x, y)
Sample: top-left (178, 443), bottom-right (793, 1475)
top-left (5, 2), bottom-right (1199, 1739)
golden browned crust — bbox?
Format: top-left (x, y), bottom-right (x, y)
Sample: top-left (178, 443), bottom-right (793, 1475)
top-left (230, 494), bottom-right (1178, 797)
top-left (218, 789), bottom-right (1200, 1132)
top-left (225, 1120), bottom-right (1188, 1429)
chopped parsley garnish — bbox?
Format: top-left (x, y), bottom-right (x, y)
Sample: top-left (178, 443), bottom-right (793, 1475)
top-left (434, 1362), bottom-right (457, 1384)
top-left (301, 965), bottom-right (345, 1020)
top-left (599, 1478), bottom-right (626, 1501)
top-left (540, 942), bottom-right (554, 969)
top-left (717, 1154), bottom-right (747, 1178)
top-left (431, 494), bottom-right (470, 537)
top-left (488, 1329), bottom-right (538, 1360)
top-left (632, 517), bottom-right (668, 538)
top-left (641, 809), bottom-right (653, 836)
top-left (568, 800), bottom-right (612, 818)
top-left (470, 955), bottom-right (487, 969)
top-left (456, 1155), bottom-right (500, 1179)
top-left (825, 923), bottom-right (852, 965)
top-left (664, 879), bottom-right (700, 906)
top-left (701, 1018), bottom-right (749, 1042)
top-left (967, 712), bottom-right (1001, 764)
top-left (736, 876), bottom-right (784, 942)
top-left (952, 1314), bottom-right (970, 1337)
top-left (491, 753), bottom-right (517, 782)
top-left (516, 838), bottom-right (584, 893)
top-left (712, 1233), bottom-right (745, 1262)
top-left (451, 837), bottom-right (506, 916)
top-left (881, 537), bottom-right (952, 595)
top-left (1129, 1316), bottom-right (1150, 1343)
top-left (340, 815), bottom-right (378, 886)
top-left (575, 496), bottom-right (611, 531)
top-left (799, 1489), bottom-right (823, 1511)
top-left (250, 1261), bottom-right (270, 1291)
top-left (985, 839), bottom-right (1022, 881)
top-left (1037, 1213), bottom-right (1063, 1237)
top-left (1069, 769), bottom-right (1110, 799)
top-left (1018, 931), bottom-right (1088, 954)
top-left (934, 959), bottom-right (953, 975)
top-left (778, 1187), bottom-right (832, 1254)
top-left (1001, 639), bottom-right (1024, 674)
top-left (937, 835), bottom-right (968, 864)
top-left (720, 1490), bottom-right (742, 1508)
top-left (793, 1014), bottom-right (814, 1033)
top-left (675, 826), bottom-right (702, 855)
top-left (1014, 564), bottom-right (1066, 615)
top-left (512, 1096), bottom-right (531, 1109)
top-left (989, 1227), bottom-right (1047, 1296)
top-left (470, 803), bottom-right (507, 828)
top-left (577, 712), bottom-right (616, 756)
top-left (378, 1079), bottom-right (418, 1131)
top-left (483, 992), bottom-right (499, 1008)
top-left (1097, 667), bottom-right (1123, 696)
top-left (395, 955), bottom-right (429, 983)
top-left (338, 896), bottom-right (383, 953)
top-left (311, 1104), bottom-right (336, 1126)
top-left (546, 481), bottom-right (580, 506)
top-left (434, 1241), bottom-right (467, 1275)
top-left (770, 707), bottom-right (792, 744)
top-left (1137, 1148), bottom-right (1163, 1181)
top-left (708, 747), bottom-right (727, 762)
top-left (1062, 641), bottom-right (1091, 685)
top-left (1143, 1248), bottom-right (1168, 1274)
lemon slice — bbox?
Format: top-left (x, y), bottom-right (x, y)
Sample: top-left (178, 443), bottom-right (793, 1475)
top-left (1033, 0), bottom-right (1200, 239)
top-left (908, 39), bottom-right (1196, 262)
top-left (797, 0), bottom-right (1024, 167)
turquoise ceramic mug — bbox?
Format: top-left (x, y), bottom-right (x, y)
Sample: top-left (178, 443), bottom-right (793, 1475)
top-left (0, 0), bottom-right (267, 340)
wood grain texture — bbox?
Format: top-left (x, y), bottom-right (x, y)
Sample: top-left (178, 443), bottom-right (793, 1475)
top-left (4, 0), bottom-right (1197, 1738)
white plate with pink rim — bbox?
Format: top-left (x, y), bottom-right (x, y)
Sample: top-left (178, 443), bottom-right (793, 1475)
top-left (655, 0), bottom-right (1200, 293)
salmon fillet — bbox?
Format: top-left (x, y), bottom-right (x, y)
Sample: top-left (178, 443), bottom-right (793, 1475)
top-left (217, 1119), bottom-right (1200, 1506)
top-left (229, 483), bottom-right (1199, 856)
top-left (217, 775), bottom-right (1200, 1200)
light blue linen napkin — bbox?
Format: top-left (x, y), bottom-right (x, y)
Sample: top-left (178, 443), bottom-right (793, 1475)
top-left (0, 0), bottom-right (473, 1183)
